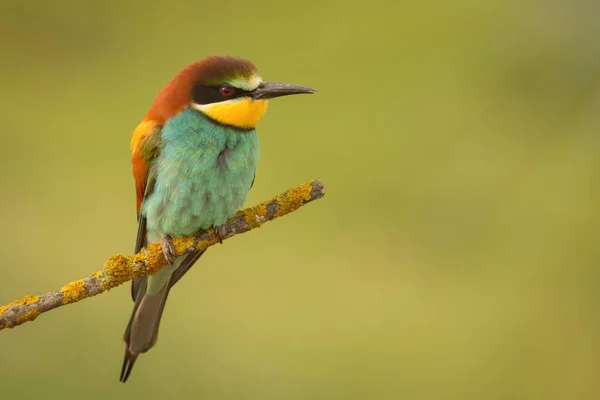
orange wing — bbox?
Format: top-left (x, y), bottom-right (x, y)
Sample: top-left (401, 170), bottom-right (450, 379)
top-left (130, 120), bottom-right (162, 216)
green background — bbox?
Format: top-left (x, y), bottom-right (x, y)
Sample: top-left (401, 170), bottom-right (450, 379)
top-left (1, 1), bottom-right (599, 398)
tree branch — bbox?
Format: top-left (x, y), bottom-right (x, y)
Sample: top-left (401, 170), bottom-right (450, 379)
top-left (0, 179), bottom-right (325, 331)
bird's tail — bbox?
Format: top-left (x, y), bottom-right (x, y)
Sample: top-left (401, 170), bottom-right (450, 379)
top-left (120, 273), bottom-right (173, 383)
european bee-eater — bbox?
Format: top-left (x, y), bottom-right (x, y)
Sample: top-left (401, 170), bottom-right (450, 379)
top-left (120, 55), bottom-right (315, 382)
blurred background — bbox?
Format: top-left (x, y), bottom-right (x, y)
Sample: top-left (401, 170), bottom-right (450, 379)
top-left (1, 0), bottom-right (599, 398)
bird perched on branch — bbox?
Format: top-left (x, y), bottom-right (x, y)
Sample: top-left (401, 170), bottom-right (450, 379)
top-left (121, 55), bottom-right (315, 382)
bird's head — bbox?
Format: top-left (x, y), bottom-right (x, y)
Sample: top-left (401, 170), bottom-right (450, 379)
top-left (146, 56), bottom-right (316, 130)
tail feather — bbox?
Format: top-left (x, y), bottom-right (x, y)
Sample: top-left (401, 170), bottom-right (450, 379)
top-left (120, 275), bottom-right (172, 383)
top-left (120, 349), bottom-right (138, 383)
top-left (119, 250), bottom-right (205, 383)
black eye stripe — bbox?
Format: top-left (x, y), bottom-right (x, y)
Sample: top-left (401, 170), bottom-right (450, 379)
top-left (191, 84), bottom-right (250, 105)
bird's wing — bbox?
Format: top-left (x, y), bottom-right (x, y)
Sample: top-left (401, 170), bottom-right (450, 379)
top-left (130, 120), bottom-right (162, 301)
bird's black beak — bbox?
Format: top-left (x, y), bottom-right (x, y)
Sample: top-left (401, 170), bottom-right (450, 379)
top-left (251, 81), bottom-right (317, 100)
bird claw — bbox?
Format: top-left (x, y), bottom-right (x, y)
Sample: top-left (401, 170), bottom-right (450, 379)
top-left (161, 235), bottom-right (176, 265)
top-left (214, 225), bottom-right (227, 244)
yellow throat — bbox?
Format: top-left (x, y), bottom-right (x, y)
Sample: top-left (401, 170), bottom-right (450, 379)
top-left (193, 98), bottom-right (268, 130)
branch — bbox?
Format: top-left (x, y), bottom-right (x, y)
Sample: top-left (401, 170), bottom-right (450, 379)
top-left (0, 179), bottom-right (325, 331)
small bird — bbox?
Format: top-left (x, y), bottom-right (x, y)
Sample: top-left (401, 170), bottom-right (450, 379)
top-left (120, 55), bottom-right (315, 382)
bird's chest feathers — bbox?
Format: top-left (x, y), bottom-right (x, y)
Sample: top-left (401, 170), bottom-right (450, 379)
top-left (143, 108), bottom-right (259, 239)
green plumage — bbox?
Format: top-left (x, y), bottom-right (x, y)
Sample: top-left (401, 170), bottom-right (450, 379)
top-left (121, 106), bottom-right (259, 381)
top-left (143, 107), bottom-right (259, 293)
top-left (144, 107), bottom-right (259, 242)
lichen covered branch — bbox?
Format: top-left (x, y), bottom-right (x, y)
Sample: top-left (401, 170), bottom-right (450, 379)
top-left (0, 179), bottom-right (325, 331)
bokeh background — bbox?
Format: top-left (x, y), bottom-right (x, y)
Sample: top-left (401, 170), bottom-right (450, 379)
top-left (1, 1), bottom-right (599, 398)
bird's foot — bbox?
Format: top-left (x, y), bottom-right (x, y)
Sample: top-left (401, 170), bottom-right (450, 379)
top-left (214, 225), bottom-right (228, 244)
top-left (160, 235), bottom-right (176, 265)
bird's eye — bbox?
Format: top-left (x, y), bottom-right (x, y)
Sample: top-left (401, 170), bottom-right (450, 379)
top-left (219, 86), bottom-right (234, 97)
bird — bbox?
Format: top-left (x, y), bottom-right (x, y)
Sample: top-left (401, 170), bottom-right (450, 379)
top-left (120, 55), bottom-right (315, 383)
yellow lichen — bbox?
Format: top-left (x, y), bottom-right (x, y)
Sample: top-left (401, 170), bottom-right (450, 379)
top-left (196, 238), bottom-right (219, 252)
top-left (15, 308), bottom-right (39, 326)
top-left (61, 280), bottom-right (87, 304)
top-left (0, 294), bottom-right (39, 317)
top-left (97, 254), bottom-right (132, 290)
top-left (238, 181), bottom-right (313, 229)
top-left (273, 182), bottom-right (313, 217)
top-left (241, 204), bottom-right (267, 229)
top-left (145, 243), bottom-right (165, 270)
top-left (172, 236), bottom-right (195, 255)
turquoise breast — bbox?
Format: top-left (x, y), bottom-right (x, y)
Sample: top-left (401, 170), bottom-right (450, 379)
top-left (142, 107), bottom-right (260, 242)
